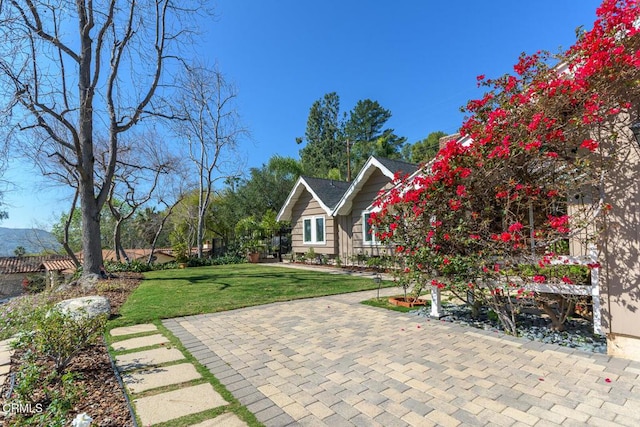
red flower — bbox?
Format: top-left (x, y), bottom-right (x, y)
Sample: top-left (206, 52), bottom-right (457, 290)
top-left (561, 276), bottom-right (574, 284)
top-left (449, 199), bottom-right (462, 211)
top-left (456, 185), bottom-right (467, 197)
top-left (500, 232), bottom-right (512, 242)
top-left (443, 257), bottom-right (451, 265)
top-left (508, 222), bottom-right (523, 233)
top-left (580, 139), bottom-right (599, 152)
top-left (533, 275), bottom-right (546, 283)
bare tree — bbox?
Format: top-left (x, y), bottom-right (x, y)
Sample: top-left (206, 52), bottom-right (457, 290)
top-left (97, 131), bottom-right (179, 262)
top-left (0, 0), bottom-right (204, 276)
top-left (174, 65), bottom-right (246, 258)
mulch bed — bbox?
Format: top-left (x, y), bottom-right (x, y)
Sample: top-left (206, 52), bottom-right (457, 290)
top-left (2, 273), bottom-right (142, 426)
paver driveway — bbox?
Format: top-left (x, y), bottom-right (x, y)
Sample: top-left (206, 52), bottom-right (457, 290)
top-left (164, 289), bottom-right (640, 426)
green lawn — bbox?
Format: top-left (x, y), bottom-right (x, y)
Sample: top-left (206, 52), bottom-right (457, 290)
top-left (111, 264), bottom-right (392, 327)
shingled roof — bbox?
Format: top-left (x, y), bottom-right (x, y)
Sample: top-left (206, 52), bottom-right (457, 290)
top-left (332, 156), bottom-right (419, 215)
top-left (300, 177), bottom-right (352, 210)
top-left (277, 176), bottom-right (351, 221)
top-left (376, 157), bottom-right (419, 178)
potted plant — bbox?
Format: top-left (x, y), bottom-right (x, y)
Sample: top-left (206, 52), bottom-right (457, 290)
top-left (236, 216), bottom-right (264, 263)
top-left (173, 242), bottom-right (189, 268)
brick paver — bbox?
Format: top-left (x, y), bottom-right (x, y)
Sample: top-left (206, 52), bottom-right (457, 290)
top-left (164, 287), bottom-right (640, 426)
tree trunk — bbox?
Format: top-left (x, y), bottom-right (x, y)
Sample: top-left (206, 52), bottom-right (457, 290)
top-left (113, 219), bottom-right (129, 263)
top-left (79, 183), bottom-right (104, 276)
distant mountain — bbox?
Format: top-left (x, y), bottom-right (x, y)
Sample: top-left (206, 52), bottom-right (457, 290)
top-left (0, 227), bottom-right (62, 257)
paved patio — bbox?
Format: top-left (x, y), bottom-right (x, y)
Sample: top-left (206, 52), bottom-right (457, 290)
top-left (164, 288), bottom-right (640, 426)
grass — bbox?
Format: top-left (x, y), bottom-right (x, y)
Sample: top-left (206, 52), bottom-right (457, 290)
top-left (110, 263), bottom-right (393, 327)
top-left (361, 296), bottom-right (428, 313)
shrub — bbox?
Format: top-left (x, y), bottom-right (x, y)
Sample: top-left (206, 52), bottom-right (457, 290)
top-left (0, 294), bottom-right (47, 340)
top-left (23, 274), bottom-right (47, 294)
top-left (13, 306), bottom-right (107, 373)
top-left (104, 260), bottom-right (152, 273)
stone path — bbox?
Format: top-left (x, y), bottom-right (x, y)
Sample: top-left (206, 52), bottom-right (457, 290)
top-left (109, 323), bottom-right (248, 426)
top-left (0, 339), bottom-right (13, 417)
top-left (164, 288), bottom-right (640, 427)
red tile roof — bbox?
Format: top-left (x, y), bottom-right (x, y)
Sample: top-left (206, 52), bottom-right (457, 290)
top-left (0, 255), bottom-right (76, 274)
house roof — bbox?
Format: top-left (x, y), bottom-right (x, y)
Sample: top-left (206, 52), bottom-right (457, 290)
top-left (364, 135), bottom-right (474, 213)
top-left (42, 259), bottom-right (77, 273)
top-left (0, 255), bottom-right (76, 274)
top-left (277, 176), bottom-right (351, 221)
top-left (332, 156), bottom-right (418, 216)
top-left (100, 248), bottom-right (175, 263)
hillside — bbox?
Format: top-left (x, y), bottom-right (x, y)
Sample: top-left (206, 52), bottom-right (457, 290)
top-left (0, 227), bottom-right (62, 256)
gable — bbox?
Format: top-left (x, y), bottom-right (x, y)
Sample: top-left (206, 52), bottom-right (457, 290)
top-left (333, 156), bottom-right (416, 216)
top-left (277, 176), bottom-right (349, 221)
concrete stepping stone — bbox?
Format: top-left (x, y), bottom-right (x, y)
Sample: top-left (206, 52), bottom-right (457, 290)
top-left (133, 383), bottom-right (228, 426)
top-left (115, 347), bottom-right (185, 372)
top-left (110, 323), bottom-right (158, 337)
top-left (112, 334), bottom-right (169, 352)
top-left (122, 363), bottom-right (201, 394)
top-left (189, 413), bottom-right (248, 426)
top-left (0, 350), bottom-right (12, 365)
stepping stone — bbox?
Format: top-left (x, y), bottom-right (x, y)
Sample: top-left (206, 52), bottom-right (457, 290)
top-left (112, 334), bottom-right (169, 352)
top-left (122, 363), bottom-right (201, 394)
top-left (134, 383), bottom-right (228, 426)
top-left (115, 347), bottom-right (185, 372)
top-left (0, 364), bottom-right (9, 375)
top-left (111, 324), bottom-right (158, 337)
top-left (189, 413), bottom-right (249, 427)
top-left (0, 350), bottom-right (12, 364)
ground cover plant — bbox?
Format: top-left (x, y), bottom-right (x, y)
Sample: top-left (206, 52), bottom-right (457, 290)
top-left (0, 274), bottom-right (141, 426)
top-left (112, 263), bottom-right (394, 327)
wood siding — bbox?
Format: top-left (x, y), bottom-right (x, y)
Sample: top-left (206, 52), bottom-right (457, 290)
top-left (601, 135), bottom-right (640, 340)
top-left (345, 169), bottom-right (393, 258)
top-left (290, 190), bottom-right (337, 255)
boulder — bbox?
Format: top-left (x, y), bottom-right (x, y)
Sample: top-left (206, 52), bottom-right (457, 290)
top-left (55, 296), bottom-right (111, 319)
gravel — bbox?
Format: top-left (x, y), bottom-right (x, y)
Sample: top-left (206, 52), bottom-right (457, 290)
top-left (410, 302), bottom-right (607, 354)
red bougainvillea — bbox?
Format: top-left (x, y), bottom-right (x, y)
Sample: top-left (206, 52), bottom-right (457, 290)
top-left (371, 0), bottom-right (640, 334)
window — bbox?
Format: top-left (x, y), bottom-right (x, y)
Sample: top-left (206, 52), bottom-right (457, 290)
top-left (315, 217), bottom-right (325, 243)
top-left (302, 216), bottom-right (325, 244)
top-left (363, 212), bottom-right (377, 244)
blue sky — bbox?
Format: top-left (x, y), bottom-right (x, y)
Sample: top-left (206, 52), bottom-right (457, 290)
top-left (2, 0), bottom-right (602, 230)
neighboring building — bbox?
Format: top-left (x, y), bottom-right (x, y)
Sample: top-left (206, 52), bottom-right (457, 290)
top-left (100, 248), bottom-right (176, 265)
top-left (277, 156), bottom-right (418, 261)
top-left (0, 255), bottom-right (77, 298)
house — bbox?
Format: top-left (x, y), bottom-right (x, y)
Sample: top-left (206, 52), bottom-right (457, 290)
top-left (600, 123), bottom-right (640, 361)
top-left (277, 176), bottom-right (351, 257)
top-left (98, 248), bottom-right (176, 265)
top-left (277, 156), bottom-right (418, 261)
top-left (0, 255), bottom-right (77, 298)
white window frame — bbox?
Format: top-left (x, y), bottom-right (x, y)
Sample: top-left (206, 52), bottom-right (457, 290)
top-left (362, 211), bottom-right (379, 245)
top-left (302, 216), bottom-right (326, 245)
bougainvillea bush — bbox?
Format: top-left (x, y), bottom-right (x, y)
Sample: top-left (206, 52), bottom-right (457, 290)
top-left (371, 0), bottom-right (640, 334)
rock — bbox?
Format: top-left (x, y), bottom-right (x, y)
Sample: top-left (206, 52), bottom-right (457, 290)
top-left (55, 296), bottom-right (111, 319)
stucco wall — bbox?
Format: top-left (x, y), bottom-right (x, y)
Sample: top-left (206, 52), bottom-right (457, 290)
top-left (0, 274), bottom-right (27, 299)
